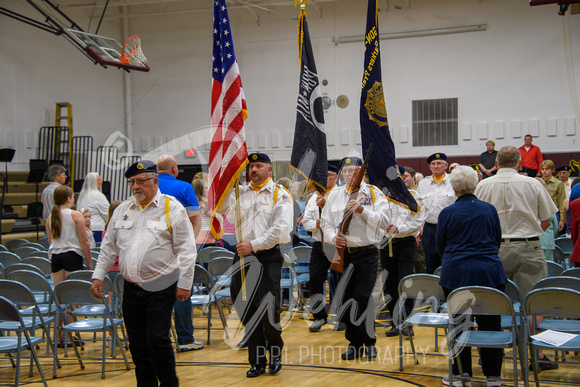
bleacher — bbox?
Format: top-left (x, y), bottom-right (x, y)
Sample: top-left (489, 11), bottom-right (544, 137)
top-left (1, 171), bottom-right (48, 243)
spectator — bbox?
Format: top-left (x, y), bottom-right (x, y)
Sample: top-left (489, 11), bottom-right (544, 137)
top-left (192, 178), bottom-right (215, 249)
top-left (437, 166), bottom-right (507, 386)
top-left (157, 155), bottom-right (201, 237)
top-left (77, 172), bottom-right (110, 243)
top-left (41, 165), bottom-right (67, 220)
top-left (569, 180), bottom-right (580, 268)
top-left (80, 208), bottom-right (96, 249)
top-left (536, 160), bottom-right (566, 232)
top-left (46, 185), bottom-right (93, 347)
top-left (157, 155), bottom-right (203, 352)
top-left (478, 140), bottom-right (498, 179)
top-left (518, 134), bottom-right (543, 177)
top-left (475, 145), bottom-right (558, 372)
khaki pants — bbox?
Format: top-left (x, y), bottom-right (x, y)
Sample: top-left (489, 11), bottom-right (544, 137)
top-left (499, 240), bottom-right (547, 296)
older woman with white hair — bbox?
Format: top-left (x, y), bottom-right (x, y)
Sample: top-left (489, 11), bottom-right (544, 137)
top-left (77, 172), bottom-right (110, 243)
top-left (436, 165), bottom-right (507, 387)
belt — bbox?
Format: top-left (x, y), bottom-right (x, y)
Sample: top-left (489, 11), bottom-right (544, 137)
top-left (392, 235), bottom-right (416, 243)
top-left (501, 237), bottom-right (539, 243)
top-left (346, 245), bottom-right (376, 254)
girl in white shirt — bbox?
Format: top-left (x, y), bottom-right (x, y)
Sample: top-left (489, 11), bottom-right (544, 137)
top-left (46, 185), bottom-right (93, 284)
top-left (46, 185), bottom-right (93, 346)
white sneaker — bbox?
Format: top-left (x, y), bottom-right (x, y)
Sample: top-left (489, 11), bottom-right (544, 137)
top-left (442, 373), bottom-right (472, 386)
top-left (486, 378), bottom-right (502, 387)
top-left (177, 339), bottom-right (204, 352)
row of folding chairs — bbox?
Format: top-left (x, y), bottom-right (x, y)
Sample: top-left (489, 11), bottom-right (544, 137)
top-left (0, 249), bottom-right (48, 265)
top-left (0, 275), bottom-right (130, 385)
top-left (554, 236), bottom-right (574, 268)
top-left (199, 251), bottom-right (305, 334)
top-left (435, 262), bottom-right (580, 279)
top-left (1, 238), bottom-right (48, 253)
top-left (395, 273), bottom-right (580, 387)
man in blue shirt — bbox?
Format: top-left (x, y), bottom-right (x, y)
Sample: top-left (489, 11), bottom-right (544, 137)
top-left (157, 155), bottom-right (202, 351)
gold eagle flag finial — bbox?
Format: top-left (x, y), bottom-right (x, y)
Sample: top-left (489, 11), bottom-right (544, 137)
top-left (295, 0), bottom-right (309, 9)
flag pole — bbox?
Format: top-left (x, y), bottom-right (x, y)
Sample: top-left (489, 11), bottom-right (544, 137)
top-left (235, 180), bottom-right (247, 301)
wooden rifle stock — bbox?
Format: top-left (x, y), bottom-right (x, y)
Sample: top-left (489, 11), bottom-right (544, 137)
top-left (329, 146), bottom-right (373, 273)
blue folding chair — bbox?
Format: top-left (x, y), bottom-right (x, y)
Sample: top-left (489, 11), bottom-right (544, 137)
top-left (53, 280), bottom-right (130, 379)
top-left (446, 286), bottom-right (520, 387)
top-left (0, 296), bottom-right (48, 387)
top-left (525, 287), bottom-right (580, 387)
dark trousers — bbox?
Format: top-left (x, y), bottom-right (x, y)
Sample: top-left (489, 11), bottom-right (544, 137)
top-left (443, 284), bottom-right (505, 377)
top-left (308, 241), bottom-right (340, 321)
top-left (123, 280), bottom-right (178, 387)
top-left (422, 222), bottom-right (441, 274)
top-left (380, 236), bottom-right (416, 324)
top-left (337, 246), bottom-right (378, 348)
top-left (231, 247), bottom-right (284, 367)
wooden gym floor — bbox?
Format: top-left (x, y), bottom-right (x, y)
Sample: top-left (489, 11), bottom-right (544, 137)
top-left (1, 308), bottom-right (578, 386)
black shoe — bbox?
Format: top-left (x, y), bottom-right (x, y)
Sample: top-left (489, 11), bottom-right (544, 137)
top-left (333, 322), bottom-right (346, 331)
top-left (269, 356), bottom-right (282, 375)
top-left (341, 346), bottom-right (363, 360)
top-left (366, 345), bottom-right (377, 360)
top-left (529, 355), bottom-right (559, 371)
top-left (405, 327), bottom-right (414, 337)
top-left (309, 319), bottom-right (326, 332)
top-left (246, 365), bottom-right (265, 378)
top-left (385, 327), bottom-right (400, 337)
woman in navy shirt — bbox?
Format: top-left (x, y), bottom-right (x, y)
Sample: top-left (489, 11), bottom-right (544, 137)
top-left (436, 165), bottom-right (507, 386)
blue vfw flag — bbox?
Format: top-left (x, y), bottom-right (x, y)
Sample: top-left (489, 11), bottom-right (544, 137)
top-left (360, 0), bottom-right (418, 212)
top-left (291, 9), bottom-right (328, 195)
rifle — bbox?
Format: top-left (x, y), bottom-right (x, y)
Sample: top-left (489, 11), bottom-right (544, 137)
top-left (329, 145), bottom-right (373, 273)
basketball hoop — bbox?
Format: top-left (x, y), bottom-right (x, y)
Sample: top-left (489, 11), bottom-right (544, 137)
top-left (120, 35), bottom-right (147, 66)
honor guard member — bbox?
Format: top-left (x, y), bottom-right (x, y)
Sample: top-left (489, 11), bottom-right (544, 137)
top-left (302, 164), bottom-right (344, 332)
top-left (91, 160), bottom-right (197, 387)
top-left (383, 166), bottom-right (426, 337)
top-left (557, 165), bottom-right (573, 199)
top-left (417, 153), bottom-right (456, 274)
top-left (218, 152), bottom-right (293, 378)
top-left (321, 156), bottom-right (390, 361)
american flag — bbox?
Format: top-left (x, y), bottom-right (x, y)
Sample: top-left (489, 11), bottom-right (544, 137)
top-left (209, 0), bottom-right (248, 239)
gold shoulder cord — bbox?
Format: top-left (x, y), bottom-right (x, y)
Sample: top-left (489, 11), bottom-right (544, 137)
top-left (164, 197), bottom-right (173, 234)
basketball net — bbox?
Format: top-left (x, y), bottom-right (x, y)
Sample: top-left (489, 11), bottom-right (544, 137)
top-left (120, 35), bottom-right (147, 66)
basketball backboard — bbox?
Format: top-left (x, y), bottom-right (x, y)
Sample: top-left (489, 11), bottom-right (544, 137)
top-left (65, 29), bottom-right (150, 72)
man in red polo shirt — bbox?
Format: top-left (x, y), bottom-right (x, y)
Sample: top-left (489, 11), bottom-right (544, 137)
top-left (518, 134), bottom-right (543, 177)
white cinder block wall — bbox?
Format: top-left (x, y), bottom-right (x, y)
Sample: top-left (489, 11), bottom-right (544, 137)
top-left (1, 0), bottom-right (578, 171)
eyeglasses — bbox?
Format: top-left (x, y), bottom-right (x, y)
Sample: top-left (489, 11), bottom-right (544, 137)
top-left (341, 168), bottom-right (361, 175)
top-left (128, 177), bottom-right (153, 186)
